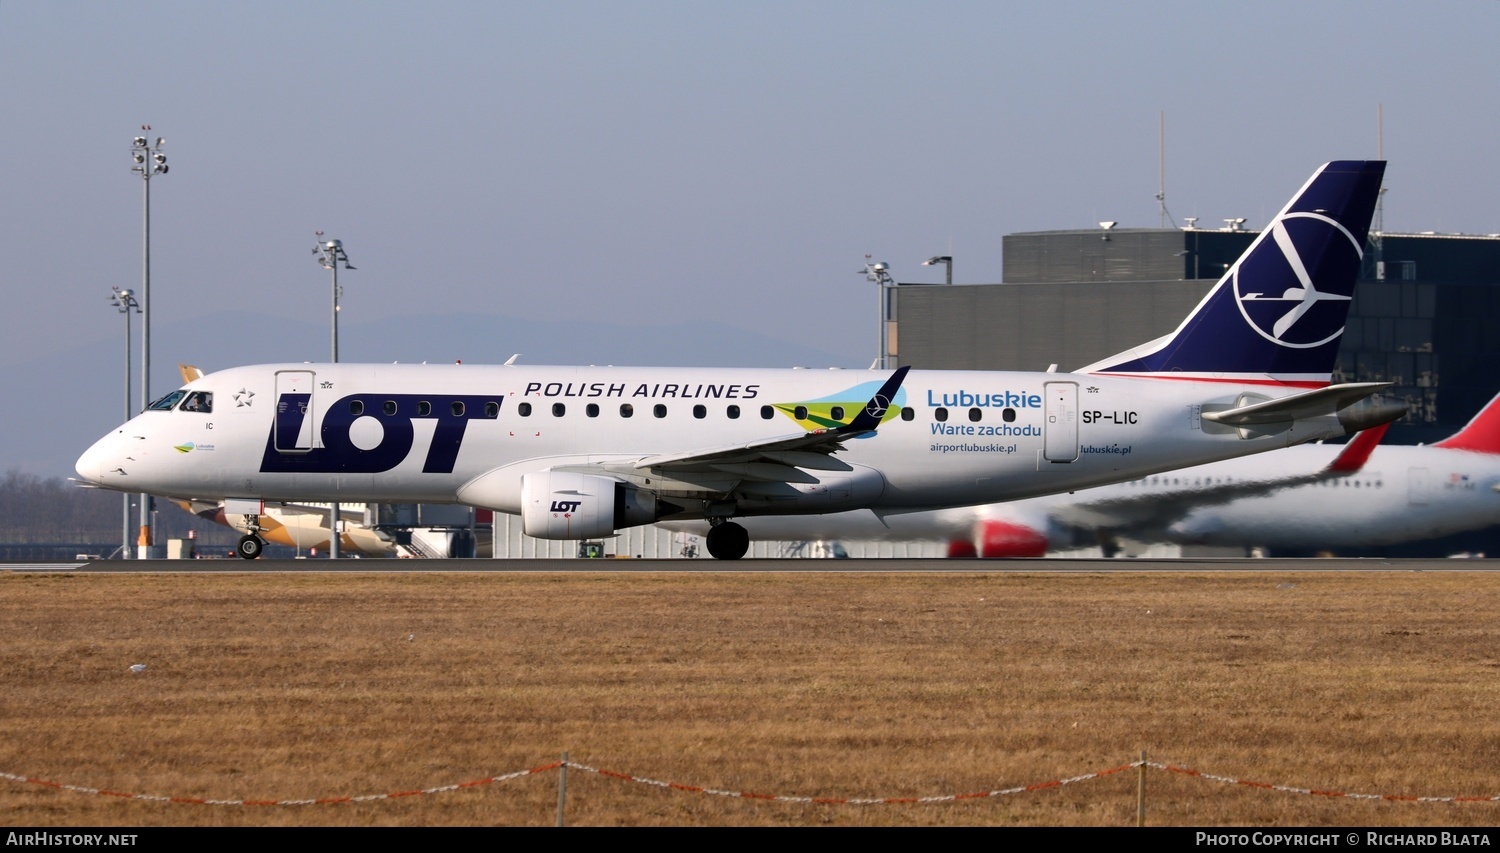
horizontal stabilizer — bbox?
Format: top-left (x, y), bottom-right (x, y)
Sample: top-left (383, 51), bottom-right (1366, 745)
top-left (1201, 382), bottom-right (1393, 426)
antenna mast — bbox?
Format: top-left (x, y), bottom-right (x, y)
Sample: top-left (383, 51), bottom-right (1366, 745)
top-left (1156, 111), bottom-right (1176, 228)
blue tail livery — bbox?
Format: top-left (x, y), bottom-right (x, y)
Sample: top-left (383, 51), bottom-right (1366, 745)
top-left (1079, 160), bottom-right (1386, 387)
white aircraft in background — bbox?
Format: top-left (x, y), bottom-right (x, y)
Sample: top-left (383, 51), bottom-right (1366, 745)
top-left (76, 161), bottom-right (1398, 560)
top-left (667, 391), bottom-right (1500, 557)
top-left (174, 499), bottom-right (398, 558)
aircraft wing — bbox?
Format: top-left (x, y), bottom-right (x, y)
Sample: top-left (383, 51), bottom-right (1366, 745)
top-left (631, 366), bottom-right (910, 483)
top-left (1052, 422), bottom-right (1393, 533)
top-left (178, 498), bottom-right (366, 523)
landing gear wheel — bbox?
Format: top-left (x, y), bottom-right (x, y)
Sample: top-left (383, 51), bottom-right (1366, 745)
top-left (706, 521), bottom-right (749, 560)
top-left (236, 534), bottom-right (264, 560)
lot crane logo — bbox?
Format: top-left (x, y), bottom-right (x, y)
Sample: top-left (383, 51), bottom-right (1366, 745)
top-left (773, 379), bottom-right (908, 431)
top-left (1233, 212), bottom-right (1362, 349)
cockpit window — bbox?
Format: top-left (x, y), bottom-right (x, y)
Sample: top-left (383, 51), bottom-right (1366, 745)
top-left (148, 390), bottom-right (188, 411)
top-left (181, 392), bottom-right (213, 414)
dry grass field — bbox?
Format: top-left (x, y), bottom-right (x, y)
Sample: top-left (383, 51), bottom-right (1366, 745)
top-left (2, 568), bottom-right (1499, 827)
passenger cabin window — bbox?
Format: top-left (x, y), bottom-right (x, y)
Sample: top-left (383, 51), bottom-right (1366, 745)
top-left (383, 400), bottom-right (398, 416)
top-left (551, 403), bottom-right (565, 417)
top-left (900, 407), bottom-right (915, 421)
top-left (727, 405), bottom-right (740, 419)
top-left (181, 391), bottom-right (213, 414)
top-left (968, 407), bottom-right (981, 422)
top-left (620, 403), bottom-right (634, 418)
top-left (935, 407), bottom-right (949, 422)
top-left (452, 401), bottom-right (466, 417)
top-left (586, 403), bottom-right (600, 418)
top-left (518, 402), bottom-right (532, 417)
top-left (653, 404), bottom-right (667, 418)
top-left (484, 402), bottom-right (500, 418)
top-left (148, 390), bottom-right (187, 411)
top-left (830, 406), bottom-right (844, 421)
top-left (417, 401), bottom-right (432, 416)
top-left (349, 400), bottom-right (364, 416)
top-left (693, 404), bottom-right (707, 419)
top-left (760, 405), bottom-right (774, 419)
top-left (1002, 408), bottom-right (1016, 423)
top-left (794, 405), bottom-right (808, 420)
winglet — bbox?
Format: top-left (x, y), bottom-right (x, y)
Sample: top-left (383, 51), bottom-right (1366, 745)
top-left (1325, 422), bottom-right (1390, 474)
top-left (1434, 390), bottom-right (1500, 454)
top-left (839, 366), bottom-right (910, 435)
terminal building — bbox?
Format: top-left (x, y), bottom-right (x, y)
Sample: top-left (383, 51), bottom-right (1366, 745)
top-left (887, 224), bottom-right (1500, 555)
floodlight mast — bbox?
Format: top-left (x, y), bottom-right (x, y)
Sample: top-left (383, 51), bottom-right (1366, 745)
top-left (861, 256), bottom-right (895, 369)
top-left (313, 234), bottom-right (355, 559)
top-left (109, 287), bottom-right (140, 560)
top-left (922, 255), bottom-right (953, 286)
top-left (130, 129), bottom-right (166, 559)
top-left (314, 234), bottom-right (355, 362)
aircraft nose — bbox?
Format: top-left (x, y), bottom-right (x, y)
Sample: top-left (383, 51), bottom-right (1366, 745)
top-left (75, 432), bottom-right (118, 487)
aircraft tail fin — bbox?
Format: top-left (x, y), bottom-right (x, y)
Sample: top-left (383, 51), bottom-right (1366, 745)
top-left (1433, 391), bottom-right (1500, 454)
top-left (1078, 160), bottom-right (1386, 387)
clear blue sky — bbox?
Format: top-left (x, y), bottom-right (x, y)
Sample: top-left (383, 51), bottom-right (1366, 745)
top-left (4, 2), bottom-right (1498, 410)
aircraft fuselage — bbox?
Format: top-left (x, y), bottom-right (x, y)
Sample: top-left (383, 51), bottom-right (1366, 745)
top-left (77, 362), bottom-right (1367, 528)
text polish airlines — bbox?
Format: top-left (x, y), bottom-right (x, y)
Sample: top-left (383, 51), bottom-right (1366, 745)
top-left (673, 390), bottom-right (1500, 558)
top-left (76, 161), bottom-right (1398, 560)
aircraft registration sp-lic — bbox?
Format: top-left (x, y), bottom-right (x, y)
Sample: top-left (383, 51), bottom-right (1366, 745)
top-left (76, 161), bottom-right (1401, 560)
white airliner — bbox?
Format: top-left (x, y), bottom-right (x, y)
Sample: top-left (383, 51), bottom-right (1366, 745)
top-left (174, 499), bottom-right (398, 558)
top-left (76, 161), bottom-right (1399, 560)
top-left (667, 391), bottom-right (1500, 558)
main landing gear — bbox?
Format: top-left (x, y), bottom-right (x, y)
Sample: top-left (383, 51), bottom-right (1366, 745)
top-left (236, 534), bottom-right (264, 560)
top-left (236, 511), bottom-right (265, 560)
top-left (705, 520), bottom-right (749, 561)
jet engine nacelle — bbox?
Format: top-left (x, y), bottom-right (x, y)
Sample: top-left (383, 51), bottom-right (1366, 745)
top-left (520, 471), bottom-right (661, 540)
top-left (977, 520), bottom-right (1049, 558)
top-left (946, 519), bottom-right (1050, 559)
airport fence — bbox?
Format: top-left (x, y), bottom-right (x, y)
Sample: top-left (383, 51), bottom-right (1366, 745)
top-left (6, 753), bottom-right (1499, 825)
